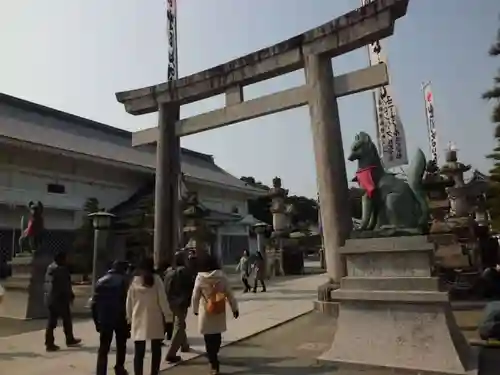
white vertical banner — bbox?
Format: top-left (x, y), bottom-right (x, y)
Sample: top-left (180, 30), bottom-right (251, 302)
top-left (368, 43), bottom-right (408, 168)
top-left (422, 82), bottom-right (438, 164)
top-left (361, 0), bottom-right (408, 168)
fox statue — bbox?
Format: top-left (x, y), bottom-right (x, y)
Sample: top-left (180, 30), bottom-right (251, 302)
top-left (348, 132), bottom-right (429, 231)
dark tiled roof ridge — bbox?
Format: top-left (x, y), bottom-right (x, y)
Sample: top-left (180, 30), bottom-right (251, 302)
top-left (0, 91), bottom-right (214, 163)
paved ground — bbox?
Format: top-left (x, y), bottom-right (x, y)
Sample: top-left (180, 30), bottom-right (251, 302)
top-left (162, 312), bottom-right (500, 375)
top-left (163, 311), bottom-right (338, 375)
top-left (0, 259), bottom-right (322, 330)
top-left (0, 272), bottom-right (327, 375)
top-left (0, 260), bottom-right (322, 338)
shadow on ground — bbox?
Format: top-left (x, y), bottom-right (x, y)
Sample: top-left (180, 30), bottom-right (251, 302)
top-left (161, 310), bottom-right (499, 375)
top-left (0, 316), bottom-right (89, 338)
top-left (0, 351), bottom-right (43, 361)
top-left (162, 311), bottom-right (337, 375)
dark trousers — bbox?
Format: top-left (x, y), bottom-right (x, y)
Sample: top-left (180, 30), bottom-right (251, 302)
top-left (134, 339), bottom-right (162, 375)
top-left (204, 333), bottom-right (222, 370)
top-left (166, 307), bottom-right (189, 357)
top-left (44, 303), bottom-right (75, 347)
top-left (164, 320), bottom-right (173, 341)
top-left (253, 277), bottom-right (266, 292)
top-left (96, 326), bottom-right (128, 375)
top-left (241, 276), bottom-right (251, 292)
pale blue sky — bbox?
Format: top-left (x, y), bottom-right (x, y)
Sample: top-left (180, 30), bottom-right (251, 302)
top-left (1, 0), bottom-right (499, 197)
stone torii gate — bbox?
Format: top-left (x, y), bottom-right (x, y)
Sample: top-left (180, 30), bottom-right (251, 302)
top-left (116, 0), bottom-right (409, 281)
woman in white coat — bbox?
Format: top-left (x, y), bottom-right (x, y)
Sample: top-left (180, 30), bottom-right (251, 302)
top-left (126, 257), bottom-right (172, 375)
top-left (192, 254), bottom-right (239, 375)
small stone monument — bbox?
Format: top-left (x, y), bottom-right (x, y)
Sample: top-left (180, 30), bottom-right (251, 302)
top-left (318, 134), bottom-right (476, 374)
top-left (182, 192), bottom-right (213, 258)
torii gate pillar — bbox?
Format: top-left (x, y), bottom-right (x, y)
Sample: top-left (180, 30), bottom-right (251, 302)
top-left (305, 54), bottom-right (352, 280)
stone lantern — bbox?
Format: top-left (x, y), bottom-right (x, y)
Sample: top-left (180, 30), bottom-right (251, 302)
top-left (440, 143), bottom-right (472, 218)
top-left (253, 222), bottom-right (269, 255)
top-left (269, 177), bottom-right (289, 235)
top-left (182, 192), bottom-right (213, 258)
top-left (266, 177), bottom-right (289, 277)
top-left (422, 159), bottom-right (453, 224)
top-left (429, 143), bottom-right (478, 271)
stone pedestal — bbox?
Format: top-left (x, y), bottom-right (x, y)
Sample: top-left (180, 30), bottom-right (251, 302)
top-left (319, 236), bottom-right (476, 375)
top-left (0, 246), bottom-right (53, 319)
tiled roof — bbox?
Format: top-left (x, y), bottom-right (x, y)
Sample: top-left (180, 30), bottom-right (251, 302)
top-left (0, 92), bottom-right (263, 195)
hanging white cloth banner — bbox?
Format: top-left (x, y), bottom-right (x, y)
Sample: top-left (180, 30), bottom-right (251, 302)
top-left (367, 41), bottom-right (408, 168)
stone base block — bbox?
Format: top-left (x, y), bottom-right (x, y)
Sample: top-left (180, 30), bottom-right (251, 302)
top-left (319, 301), bottom-right (476, 375)
top-left (315, 281), bottom-right (339, 316)
top-left (0, 252), bottom-right (52, 319)
top-left (313, 300), bottom-right (339, 317)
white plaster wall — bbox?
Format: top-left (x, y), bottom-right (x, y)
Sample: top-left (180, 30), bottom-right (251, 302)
top-left (194, 183), bottom-right (249, 216)
top-left (0, 205), bottom-right (76, 230)
top-left (191, 182), bottom-right (252, 238)
top-left (0, 144), bottom-right (147, 229)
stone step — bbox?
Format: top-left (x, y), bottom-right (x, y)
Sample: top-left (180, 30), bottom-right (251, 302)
top-left (330, 289), bottom-right (449, 303)
top-left (340, 276), bottom-right (439, 291)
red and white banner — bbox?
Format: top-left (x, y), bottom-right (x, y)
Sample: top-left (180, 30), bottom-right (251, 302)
top-left (422, 82), bottom-right (438, 164)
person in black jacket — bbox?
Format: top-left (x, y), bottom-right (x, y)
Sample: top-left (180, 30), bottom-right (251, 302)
top-left (91, 260), bottom-right (131, 375)
top-left (44, 251), bottom-right (81, 352)
top-left (157, 260), bottom-right (173, 344)
top-left (164, 251), bottom-right (196, 363)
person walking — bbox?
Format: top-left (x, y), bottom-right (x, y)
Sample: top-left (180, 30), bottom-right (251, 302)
top-left (479, 300), bottom-right (500, 341)
top-left (164, 251), bottom-right (195, 363)
top-left (126, 257), bottom-right (172, 375)
top-left (44, 251), bottom-right (81, 352)
top-left (480, 264), bottom-right (500, 300)
top-left (252, 251), bottom-right (266, 293)
top-left (155, 260), bottom-right (173, 345)
top-left (192, 254), bottom-right (239, 375)
top-left (91, 260), bottom-right (131, 375)
top-left (236, 250), bottom-right (251, 293)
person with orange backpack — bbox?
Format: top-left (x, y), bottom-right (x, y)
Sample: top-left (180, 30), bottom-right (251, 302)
top-left (192, 254), bottom-right (239, 375)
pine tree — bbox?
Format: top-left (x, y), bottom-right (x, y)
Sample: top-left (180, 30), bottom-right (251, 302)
top-left (72, 198), bottom-right (100, 278)
top-left (484, 22), bottom-right (500, 229)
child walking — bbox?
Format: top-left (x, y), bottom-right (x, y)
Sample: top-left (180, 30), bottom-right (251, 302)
top-left (252, 251), bottom-right (266, 293)
top-left (236, 250), bottom-right (251, 292)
